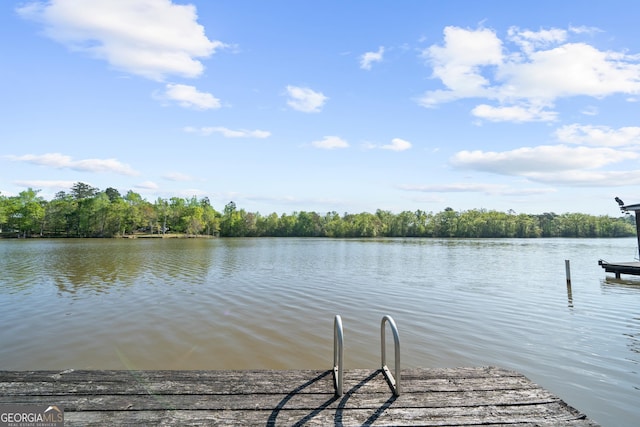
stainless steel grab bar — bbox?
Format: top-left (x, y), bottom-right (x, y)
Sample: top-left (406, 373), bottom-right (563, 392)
top-left (333, 315), bottom-right (344, 396)
top-left (381, 315), bottom-right (401, 395)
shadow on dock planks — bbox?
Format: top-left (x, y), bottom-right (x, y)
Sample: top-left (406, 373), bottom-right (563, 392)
top-left (0, 366), bottom-right (598, 426)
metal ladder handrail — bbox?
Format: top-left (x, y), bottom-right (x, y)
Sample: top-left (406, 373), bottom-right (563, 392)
top-left (381, 315), bottom-right (401, 395)
top-left (333, 315), bottom-right (344, 396)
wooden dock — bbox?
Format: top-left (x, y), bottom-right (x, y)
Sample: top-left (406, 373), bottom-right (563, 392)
top-left (599, 259), bottom-right (640, 278)
top-left (0, 367), bottom-right (598, 426)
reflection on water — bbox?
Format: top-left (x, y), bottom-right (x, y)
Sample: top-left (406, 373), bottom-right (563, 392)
top-left (626, 317), bottom-right (640, 358)
top-left (1, 237), bottom-right (639, 426)
top-left (566, 282), bottom-right (573, 308)
top-left (602, 276), bottom-right (640, 290)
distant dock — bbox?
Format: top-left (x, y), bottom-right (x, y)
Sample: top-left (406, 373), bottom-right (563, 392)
top-left (600, 199), bottom-right (640, 279)
top-left (0, 367), bottom-right (598, 426)
top-left (598, 259), bottom-right (640, 279)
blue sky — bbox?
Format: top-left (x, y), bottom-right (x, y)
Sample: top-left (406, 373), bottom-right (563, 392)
top-left (2, 0), bottom-right (640, 216)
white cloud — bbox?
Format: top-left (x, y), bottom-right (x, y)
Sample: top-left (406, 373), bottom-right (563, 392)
top-left (420, 26), bottom-right (503, 105)
top-left (184, 126), bottom-right (270, 138)
top-left (162, 83), bottom-right (220, 109)
top-left (13, 180), bottom-right (77, 190)
top-left (172, 188), bottom-right (208, 198)
top-left (6, 153), bottom-right (139, 175)
top-left (471, 104), bottom-right (557, 122)
top-left (524, 170), bottom-right (640, 187)
top-left (499, 187), bottom-right (558, 195)
top-left (397, 182), bottom-right (555, 196)
top-left (451, 145), bottom-right (637, 175)
top-left (311, 136), bottom-right (349, 149)
top-left (419, 26), bottom-right (640, 122)
top-left (448, 119), bottom-right (640, 188)
top-left (507, 26), bottom-right (567, 54)
top-left (399, 183), bottom-right (506, 193)
top-left (17, 0), bottom-right (224, 81)
top-left (286, 85), bottom-right (328, 112)
top-left (581, 106), bottom-right (599, 116)
top-left (163, 172), bottom-right (193, 181)
top-left (568, 25), bottom-right (603, 36)
top-left (381, 138), bottom-right (412, 151)
top-left (554, 124), bottom-right (640, 147)
top-left (360, 46), bottom-right (384, 70)
top-left (135, 180), bottom-right (159, 190)
top-left (499, 43), bottom-right (640, 100)
top-left (361, 138), bottom-right (412, 151)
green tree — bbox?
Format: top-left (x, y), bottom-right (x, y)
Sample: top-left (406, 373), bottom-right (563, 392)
top-left (391, 211), bottom-right (416, 237)
top-left (200, 197), bottom-right (220, 236)
top-left (105, 187), bottom-right (121, 202)
top-left (166, 197), bottom-right (186, 233)
top-left (324, 211), bottom-right (344, 237)
top-left (295, 211), bottom-right (323, 237)
top-left (537, 212), bottom-right (557, 237)
top-left (433, 207), bottom-right (458, 237)
top-left (3, 187), bottom-right (639, 240)
top-left (70, 182), bottom-right (99, 200)
top-left (184, 196), bottom-right (204, 235)
top-left (0, 193), bottom-right (8, 232)
top-left (90, 192), bottom-right (111, 237)
top-left (69, 182), bottom-right (99, 236)
top-left (154, 198), bottom-right (170, 235)
top-left (122, 190), bottom-right (145, 235)
top-left (220, 201), bottom-right (237, 236)
top-left (277, 212), bottom-right (297, 237)
top-left (514, 213), bottom-right (541, 238)
top-left (413, 209), bottom-right (432, 236)
top-left (45, 191), bottom-right (75, 236)
top-left (241, 211), bottom-right (258, 237)
top-left (9, 189), bottom-right (45, 237)
top-left (375, 210), bottom-right (393, 236)
top-left (108, 197), bottom-right (128, 236)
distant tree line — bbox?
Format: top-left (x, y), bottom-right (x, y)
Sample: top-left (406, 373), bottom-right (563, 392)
top-left (0, 182), bottom-right (635, 239)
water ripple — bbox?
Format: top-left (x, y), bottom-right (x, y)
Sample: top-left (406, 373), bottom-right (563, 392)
top-left (1, 238), bottom-right (639, 426)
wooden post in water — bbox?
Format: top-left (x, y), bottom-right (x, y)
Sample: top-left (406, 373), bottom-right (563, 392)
top-left (565, 260), bottom-right (573, 307)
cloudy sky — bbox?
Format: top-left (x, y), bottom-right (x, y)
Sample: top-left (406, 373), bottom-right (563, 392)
top-left (2, 0), bottom-right (639, 216)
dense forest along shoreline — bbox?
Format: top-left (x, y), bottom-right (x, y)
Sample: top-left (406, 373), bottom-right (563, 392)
top-left (1, 182), bottom-right (635, 239)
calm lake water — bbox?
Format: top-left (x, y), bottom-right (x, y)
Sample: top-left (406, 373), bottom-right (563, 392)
top-left (1, 237), bottom-right (639, 425)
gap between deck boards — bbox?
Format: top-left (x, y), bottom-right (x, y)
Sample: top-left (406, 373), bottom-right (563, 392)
top-left (0, 367), bottom-right (599, 426)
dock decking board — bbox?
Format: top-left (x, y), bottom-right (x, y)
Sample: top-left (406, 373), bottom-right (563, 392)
top-left (0, 367), bottom-right (598, 426)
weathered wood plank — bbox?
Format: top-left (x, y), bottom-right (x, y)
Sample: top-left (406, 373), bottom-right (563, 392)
top-left (0, 388), bottom-right (561, 411)
top-left (61, 406), bottom-right (597, 427)
top-left (0, 368), bottom-right (598, 426)
top-left (0, 368), bottom-right (536, 396)
top-left (0, 366), bottom-right (522, 383)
